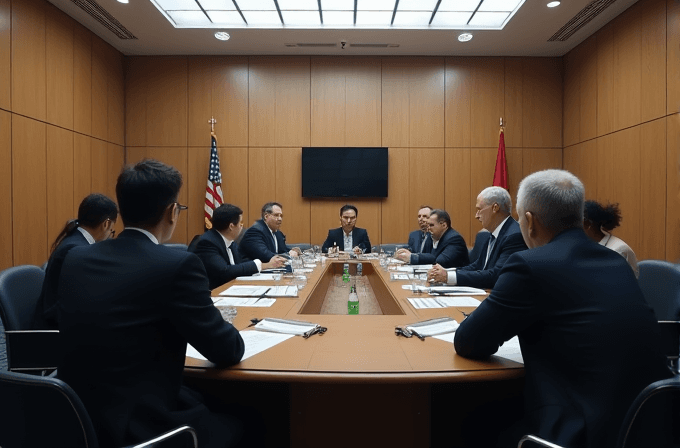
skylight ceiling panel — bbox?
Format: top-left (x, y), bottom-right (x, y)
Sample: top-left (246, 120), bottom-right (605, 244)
top-left (241, 10), bottom-right (282, 25)
top-left (199, 0), bottom-right (237, 10)
top-left (282, 10), bottom-right (321, 25)
top-left (234, 0), bottom-right (277, 11)
top-left (392, 11), bottom-right (432, 26)
top-left (356, 0), bottom-right (397, 11)
top-left (322, 11), bottom-right (354, 25)
top-left (321, 0), bottom-right (354, 10)
top-left (437, 0), bottom-right (481, 12)
top-left (278, 0), bottom-right (319, 10)
top-left (430, 11), bottom-right (472, 26)
top-left (207, 10), bottom-right (245, 23)
top-left (156, 0), bottom-right (200, 10)
top-left (468, 11), bottom-right (509, 27)
top-left (355, 10), bottom-right (393, 26)
top-left (168, 10), bottom-right (212, 25)
top-left (397, 0), bottom-right (438, 11)
top-left (478, 0), bottom-right (522, 12)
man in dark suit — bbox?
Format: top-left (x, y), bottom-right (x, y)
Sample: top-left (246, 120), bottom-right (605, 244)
top-left (454, 169), bottom-right (670, 447)
top-left (56, 160), bottom-right (247, 448)
top-left (406, 205), bottom-right (433, 254)
top-left (428, 187), bottom-right (527, 289)
top-left (239, 201), bottom-right (301, 262)
top-left (189, 203), bottom-right (286, 290)
top-left (321, 204), bottom-right (372, 254)
top-left (395, 209), bottom-right (468, 268)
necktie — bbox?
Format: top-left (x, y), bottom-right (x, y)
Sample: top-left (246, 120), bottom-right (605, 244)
top-left (272, 232), bottom-right (278, 252)
top-left (420, 233), bottom-right (428, 253)
top-left (226, 246), bottom-right (235, 265)
top-left (483, 235), bottom-right (496, 269)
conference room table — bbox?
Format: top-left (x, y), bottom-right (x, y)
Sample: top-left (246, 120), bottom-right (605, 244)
top-left (183, 256), bottom-right (525, 448)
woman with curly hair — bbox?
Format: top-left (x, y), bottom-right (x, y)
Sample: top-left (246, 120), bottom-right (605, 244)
top-left (583, 200), bottom-right (639, 278)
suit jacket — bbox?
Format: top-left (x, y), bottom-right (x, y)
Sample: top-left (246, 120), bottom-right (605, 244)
top-left (409, 228), bottom-right (469, 268)
top-left (35, 230), bottom-right (90, 329)
top-left (189, 230), bottom-right (259, 290)
top-left (56, 230), bottom-right (245, 448)
top-left (454, 228), bottom-right (670, 447)
top-left (455, 218), bottom-right (528, 289)
top-left (321, 227), bottom-right (371, 253)
top-left (407, 229), bottom-right (433, 254)
top-left (239, 219), bottom-right (290, 262)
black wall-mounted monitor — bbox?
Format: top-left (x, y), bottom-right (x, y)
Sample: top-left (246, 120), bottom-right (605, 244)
top-left (301, 147), bottom-right (388, 198)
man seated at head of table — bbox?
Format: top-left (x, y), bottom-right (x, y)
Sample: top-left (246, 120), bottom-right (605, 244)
top-left (56, 159), bottom-right (248, 448)
top-left (454, 169), bottom-right (670, 447)
top-left (406, 205), bottom-right (433, 254)
top-left (239, 201), bottom-right (301, 262)
top-left (394, 209), bottom-right (469, 268)
top-left (189, 203), bottom-right (287, 289)
top-left (427, 187), bottom-right (528, 290)
top-left (321, 204), bottom-right (372, 255)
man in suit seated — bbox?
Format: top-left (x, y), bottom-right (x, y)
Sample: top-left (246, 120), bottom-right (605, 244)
top-left (321, 204), bottom-right (372, 254)
top-left (427, 187), bottom-right (527, 289)
top-left (189, 203), bottom-right (287, 290)
top-left (56, 159), bottom-right (248, 448)
top-left (406, 205), bottom-right (433, 254)
top-left (395, 209), bottom-right (468, 268)
top-left (454, 169), bottom-right (670, 447)
top-left (239, 201), bottom-right (301, 262)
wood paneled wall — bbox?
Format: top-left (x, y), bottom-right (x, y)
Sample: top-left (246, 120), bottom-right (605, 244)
top-left (0, 0), bottom-right (125, 269)
top-left (126, 56), bottom-right (563, 247)
top-left (563, 0), bottom-right (680, 261)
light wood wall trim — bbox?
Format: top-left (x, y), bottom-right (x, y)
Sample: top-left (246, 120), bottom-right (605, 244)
top-left (0, 0), bottom-right (10, 111)
top-left (12, 0), bottom-right (46, 122)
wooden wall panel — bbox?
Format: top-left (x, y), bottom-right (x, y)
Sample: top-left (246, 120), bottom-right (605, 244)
top-left (381, 147), bottom-right (409, 244)
top-left (0, 111), bottom-right (11, 269)
top-left (187, 57), bottom-right (212, 147)
top-left (409, 148), bottom-right (445, 214)
top-left (214, 57), bottom-right (249, 147)
top-left (0, 0), bottom-right (9, 111)
top-left (381, 60), bottom-right (410, 148)
top-left (275, 147), bottom-right (310, 244)
top-left (90, 139), bottom-right (108, 194)
top-left (668, 0), bottom-right (680, 115)
top-left (595, 133), bottom-right (615, 203)
top-left (563, 49), bottom-right (581, 148)
top-left (504, 58), bottom-right (523, 148)
top-left (73, 135), bottom-right (92, 214)
top-left (125, 57), bottom-right (149, 146)
top-left (522, 148), bottom-right (562, 177)
top-left (219, 147), bottom-right (249, 222)
top-left (146, 57), bottom-right (188, 147)
top-left (667, 114), bottom-right (680, 261)
top-left (579, 36), bottom-right (598, 142)
top-left (310, 202), bottom-right (344, 247)
top-left (248, 62), bottom-right (277, 148)
top-left (46, 126), bottom-right (74, 254)
top-left (613, 4), bottom-right (642, 131)
top-left (639, 118), bottom-right (666, 260)
top-left (247, 147), bottom-right (277, 226)
top-left (639, 0), bottom-right (666, 122)
top-left (523, 59), bottom-right (562, 148)
top-left (311, 57), bottom-right (347, 147)
top-left (505, 147), bottom-right (524, 219)
top-left (12, 0), bottom-right (46, 121)
top-left (597, 23), bottom-right (615, 136)
top-left (470, 58), bottom-right (504, 148)
top-left (409, 58), bottom-right (445, 148)
top-left (46, 5), bottom-right (74, 130)
top-left (91, 37), bottom-right (108, 141)
top-left (12, 115), bottom-right (47, 265)
top-left (612, 127), bottom-right (641, 253)
top-left (73, 24), bottom-right (92, 135)
top-left (445, 148), bottom-right (471, 244)
top-left (345, 57), bottom-right (381, 147)
top-left (445, 58), bottom-right (471, 148)
top-left (108, 51), bottom-right (125, 146)
top-left (564, 140), bottom-right (598, 203)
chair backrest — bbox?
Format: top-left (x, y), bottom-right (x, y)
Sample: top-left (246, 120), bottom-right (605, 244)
top-left (288, 243), bottom-right (312, 252)
top-left (163, 243), bottom-right (188, 251)
top-left (637, 260), bottom-right (680, 321)
top-left (378, 243), bottom-right (407, 254)
top-left (0, 265), bottom-right (45, 331)
top-left (0, 370), bottom-right (99, 448)
top-left (468, 230), bottom-right (491, 264)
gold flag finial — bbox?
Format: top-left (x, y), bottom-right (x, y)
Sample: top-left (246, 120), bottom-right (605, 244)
top-left (208, 117), bottom-right (216, 135)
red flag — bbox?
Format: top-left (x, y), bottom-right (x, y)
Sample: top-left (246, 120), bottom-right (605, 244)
top-left (493, 129), bottom-right (508, 190)
top-left (204, 134), bottom-right (224, 230)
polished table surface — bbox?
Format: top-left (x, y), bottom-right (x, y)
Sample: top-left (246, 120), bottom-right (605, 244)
top-left (184, 258), bottom-right (524, 383)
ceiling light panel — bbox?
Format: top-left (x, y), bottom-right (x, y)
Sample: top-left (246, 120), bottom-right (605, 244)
top-left (233, 0), bottom-right (276, 11)
top-left (430, 11), bottom-right (472, 27)
top-left (282, 10), bottom-right (321, 25)
top-left (206, 10), bottom-right (245, 23)
top-left (392, 11), bottom-right (432, 26)
top-left (355, 10), bottom-right (393, 26)
top-left (356, 0), bottom-right (397, 11)
top-left (241, 10), bottom-right (282, 25)
top-left (478, 0), bottom-right (522, 12)
top-left (156, 0), bottom-right (201, 10)
top-left (198, 0), bottom-right (237, 9)
top-left (437, 0), bottom-right (481, 12)
top-left (320, 0), bottom-right (354, 10)
top-left (322, 11), bottom-right (354, 25)
top-left (468, 11), bottom-right (509, 27)
top-left (278, 0), bottom-right (320, 10)
top-left (397, 0), bottom-right (438, 11)
top-left (167, 10), bottom-right (212, 26)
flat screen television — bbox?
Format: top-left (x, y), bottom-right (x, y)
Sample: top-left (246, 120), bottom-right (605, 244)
top-left (301, 147), bottom-right (388, 198)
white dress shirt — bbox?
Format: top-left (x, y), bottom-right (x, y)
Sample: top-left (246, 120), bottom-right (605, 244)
top-left (125, 227), bottom-right (159, 244)
top-left (343, 231), bottom-right (353, 251)
top-left (76, 227), bottom-right (96, 245)
top-left (219, 231), bottom-right (261, 271)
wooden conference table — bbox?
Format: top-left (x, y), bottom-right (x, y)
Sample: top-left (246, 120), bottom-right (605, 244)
top-left (183, 257), bottom-right (524, 448)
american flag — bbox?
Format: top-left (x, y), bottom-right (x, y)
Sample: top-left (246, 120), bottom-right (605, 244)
top-left (204, 135), bottom-right (224, 229)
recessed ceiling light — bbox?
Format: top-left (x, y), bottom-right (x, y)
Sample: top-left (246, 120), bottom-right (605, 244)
top-left (117, 0), bottom-right (128, 3)
top-left (215, 31), bottom-right (231, 41)
top-left (458, 33), bottom-right (473, 42)
top-left (547, 1), bottom-right (560, 7)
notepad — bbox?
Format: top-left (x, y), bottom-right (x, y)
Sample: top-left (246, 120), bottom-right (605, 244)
top-left (405, 317), bottom-right (460, 337)
top-left (254, 318), bottom-right (318, 335)
top-left (408, 296), bottom-right (481, 309)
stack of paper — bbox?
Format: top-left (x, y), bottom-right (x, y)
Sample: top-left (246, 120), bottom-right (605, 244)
top-left (220, 285), bottom-right (298, 297)
top-left (390, 272), bottom-right (411, 281)
top-left (405, 317), bottom-right (459, 337)
top-left (186, 330), bottom-right (295, 362)
top-left (213, 297), bottom-right (276, 307)
top-left (408, 296), bottom-right (481, 309)
top-left (235, 273), bottom-right (281, 281)
top-left (429, 286), bottom-right (487, 296)
top-left (254, 318), bottom-right (319, 335)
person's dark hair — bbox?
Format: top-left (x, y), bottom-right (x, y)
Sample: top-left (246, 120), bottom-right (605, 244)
top-left (584, 200), bottom-right (622, 232)
top-left (261, 202), bottom-right (282, 220)
top-left (51, 193), bottom-right (118, 253)
top-left (116, 159), bottom-right (183, 228)
top-left (212, 204), bottom-right (243, 231)
top-left (340, 204), bottom-right (358, 216)
top-left (429, 209), bottom-right (451, 229)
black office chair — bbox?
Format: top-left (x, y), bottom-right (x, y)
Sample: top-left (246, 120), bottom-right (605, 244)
top-left (0, 369), bottom-right (198, 448)
top-left (288, 243), bottom-right (312, 252)
top-left (468, 230), bottom-right (491, 264)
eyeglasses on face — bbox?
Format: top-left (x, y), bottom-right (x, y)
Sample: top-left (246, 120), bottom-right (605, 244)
top-left (175, 203), bottom-right (188, 212)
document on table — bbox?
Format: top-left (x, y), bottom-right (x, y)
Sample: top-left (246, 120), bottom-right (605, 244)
top-left (219, 285), bottom-right (298, 297)
top-left (390, 272), bottom-right (412, 281)
top-left (429, 286), bottom-right (487, 296)
top-left (235, 273), bottom-right (281, 281)
top-left (433, 332), bottom-right (456, 344)
top-left (395, 266), bottom-right (415, 273)
top-left (408, 296), bottom-right (481, 309)
top-left (186, 330), bottom-right (295, 362)
top-left (405, 317), bottom-right (460, 337)
top-left (254, 318), bottom-right (318, 335)
top-left (493, 336), bottom-right (524, 364)
top-left (213, 296), bottom-right (276, 307)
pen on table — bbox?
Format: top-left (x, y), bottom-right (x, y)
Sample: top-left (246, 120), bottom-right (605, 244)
top-left (409, 328), bottom-right (425, 341)
top-left (254, 287), bottom-right (271, 303)
top-left (457, 309), bottom-right (471, 320)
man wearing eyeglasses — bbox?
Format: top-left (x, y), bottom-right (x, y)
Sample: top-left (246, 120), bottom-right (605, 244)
top-left (55, 159), bottom-right (248, 448)
top-left (321, 204), bottom-right (371, 254)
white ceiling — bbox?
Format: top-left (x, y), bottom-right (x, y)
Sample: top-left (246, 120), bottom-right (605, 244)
top-left (46, 0), bottom-right (639, 57)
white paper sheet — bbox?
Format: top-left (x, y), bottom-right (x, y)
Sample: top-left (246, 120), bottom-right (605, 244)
top-left (294, 268), bottom-right (314, 273)
top-left (429, 286), bottom-right (487, 295)
top-left (235, 274), bottom-right (281, 281)
top-left (268, 285), bottom-right (298, 297)
top-left (186, 330), bottom-right (295, 362)
top-left (254, 318), bottom-right (317, 335)
top-left (390, 273), bottom-right (411, 281)
top-left (221, 285), bottom-right (270, 296)
top-left (408, 296), bottom-right (481, 309)
top-left (406, 318), bottom-right (460, 337)
top-left (493, 336), bottom-right (524, 364)
top-left (214, 297), bottom-right (276, 307)
top-left (395, 266), bottom-right (415, 272)
top-left (433, 332), bottom-right (456, 344)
